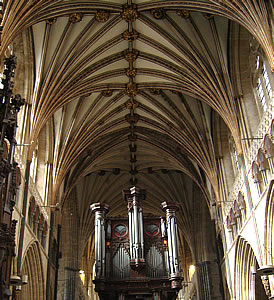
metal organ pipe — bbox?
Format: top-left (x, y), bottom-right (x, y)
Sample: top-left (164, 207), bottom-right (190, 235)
top-left (90, 203), bottom-right (109, 279)
top-left (162, 202), bottom-right (182, 289)
top-left (139, 208), bottom-right (144, 258)
top-left (123, 186), bottom-right (146, 270)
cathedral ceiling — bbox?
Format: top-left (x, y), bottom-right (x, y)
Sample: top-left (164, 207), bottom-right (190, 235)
top-left (3, 1), bottom-right (272, 248)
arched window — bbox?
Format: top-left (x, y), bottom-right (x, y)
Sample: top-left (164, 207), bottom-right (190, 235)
top-left (254, 55), bottom-right (273, 113)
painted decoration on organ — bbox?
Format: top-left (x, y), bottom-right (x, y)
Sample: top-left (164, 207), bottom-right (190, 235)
top-left (113, 224), bottom-right (128, 238)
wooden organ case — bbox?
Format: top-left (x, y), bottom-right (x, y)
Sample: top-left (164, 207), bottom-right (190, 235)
top-left (91, 187), bottom-right (182, 300)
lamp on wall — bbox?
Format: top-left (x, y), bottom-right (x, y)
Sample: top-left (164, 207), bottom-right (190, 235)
top-left (10, 274), bottom-right (28, 286)
top-left (256, 265), bottom-right (274, 276)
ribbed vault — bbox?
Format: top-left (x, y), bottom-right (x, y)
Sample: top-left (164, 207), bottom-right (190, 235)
top-left (6, 0), bottom-right (273, 268)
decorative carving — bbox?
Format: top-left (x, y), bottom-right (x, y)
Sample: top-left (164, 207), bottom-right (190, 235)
top-left (125, 99), bottom-right (139, 110)
top-left (150, 88), bottom-right (161, 95)
top-left (123, 49), bottom-right (139, 62)
top-left (203, 13), bottom-right (214, 20)
top-left (176, 9), bottom-right (190, 19)
top-left (125, 113), bottom-right (139, 124)
top-left (95, 10), bottom-right (110, 23)
top-left (128, 134), bottom-right (137, 142)
top-left (46, 18), bottom-right (57, 25)
top-left (126, 68), bottom-right (137, 78)
top-left (261, 276), bottom-right (271, 297)
top-left (101, 89), bottom-right (113, 97)
top-left (122, 30), bottom-right (139, 41)
top-left (121, 4), bottom-right (138, 23)
top-left (69, 13), bottom-right (82, 23)
top-left (126, 83), bottom-right (137, 96)
top-left (151, 8), bottom-right (166, 19)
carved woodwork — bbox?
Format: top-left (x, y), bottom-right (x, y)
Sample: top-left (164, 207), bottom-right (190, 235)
top-left (0, 55), bottom-right (24, 299)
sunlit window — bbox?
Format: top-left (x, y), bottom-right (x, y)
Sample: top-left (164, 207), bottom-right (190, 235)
top-left (263, 64), bottom-right (272, 99)
top-left (30, 146), bottom-right (38, 182)
top-left (255, 56), bottom-right (272, 112)
top-left (256, 78), bottom-right (267, 111)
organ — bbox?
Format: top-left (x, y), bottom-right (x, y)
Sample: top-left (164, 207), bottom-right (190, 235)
top-left (90, 187), bottom-right (182, 300)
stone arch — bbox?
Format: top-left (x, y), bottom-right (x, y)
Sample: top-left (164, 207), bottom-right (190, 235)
top-left (18, 241), bottom-right (45, 300)
top-left (257, 148), bottom-right (270, 186)
top-left (264, 179), bottom-right (274, 265)
top-left (263, 134), bottom-right (274, 174)
top-left (252, 161), bottom-right (264, 195)
top-left (271, 120), bottom-right (274, 138)
top-left (234, 237), bottom-right (268, 300)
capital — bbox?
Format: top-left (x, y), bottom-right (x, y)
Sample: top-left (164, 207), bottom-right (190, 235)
top-left (90, 203), bottom-right (109, 214)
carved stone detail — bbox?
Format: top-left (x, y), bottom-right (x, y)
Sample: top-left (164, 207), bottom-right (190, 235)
top-left (46, 18), bottom-right (57, 25)
top-left (150, 88), bottom-right (161, 95)
top-left (95, 10), bottom-right (110, 23)
top-left (121, 4), bottom-right (138, 23)
top-left (151, 8), bottom-right (166, 19)
top-left (122, 30), bottom-right (139, 41)
top-left (101, 89), bottom-right (113, 97)
top-left (261, 276), bottom-right (271, 298)
top-left (125, 99), bottom-right (139, 110)
top-left (125, 113), bottom-right (140, 124)
top-left (203, 14), bottom-right (214, 20)
top-left (69, 13), bottom-right (82, 23)
top-left (126, 83), bottom-right (137, 96)
top-left (126, 68), bottom-right (137, 78)
top-left (176, 10), bottom-right (190, 19)
top-left (123, 49), bottom-right (139, 62)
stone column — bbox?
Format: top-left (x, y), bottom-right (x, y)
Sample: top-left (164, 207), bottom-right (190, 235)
top-left (61, 198), bottom-right (80, 300)
top-left (161, 202), bottom-right (181, 289)
top-left (90, 203), bottom-right (109, 279)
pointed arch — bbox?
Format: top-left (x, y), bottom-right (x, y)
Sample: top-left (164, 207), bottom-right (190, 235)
top-left (18, 242), bottom-right (45, 300)
top-left (264, 180), bottom-right (274, 265)
top-left (234, 237), bottom-right (268, 300)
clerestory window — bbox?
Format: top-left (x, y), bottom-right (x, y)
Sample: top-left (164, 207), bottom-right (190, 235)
top-left (255, 56), bottom-right (272, 112)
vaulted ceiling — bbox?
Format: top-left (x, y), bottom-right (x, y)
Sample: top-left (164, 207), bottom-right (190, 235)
top-left (4, 0), bottom-right (273, 253)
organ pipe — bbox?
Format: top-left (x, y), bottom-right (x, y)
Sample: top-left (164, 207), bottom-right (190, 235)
top-left (90, 203), bottom-right (109, 279)
top-left (91, 189), bottom-right (183, 299)
top-left (162, 202), bottom-right (182, 289)
top-left (123, 186), bottom-right (146, 270)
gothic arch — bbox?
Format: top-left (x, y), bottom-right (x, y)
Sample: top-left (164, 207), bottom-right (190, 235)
top-left (234, 237), bottom-right (268, 300)
top-left (18, 241), bottom-right (45, 300)
top-left (264, 180), bottom-right (274, 265)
